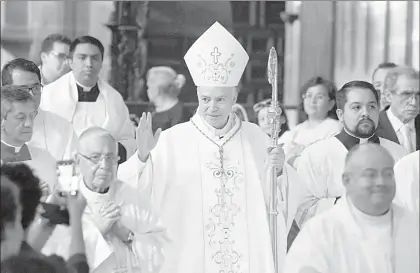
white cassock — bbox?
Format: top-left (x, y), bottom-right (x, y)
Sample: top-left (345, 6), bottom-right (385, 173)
top-left (42, 177), bottom-right (166, 273)
top-left (118, 113), bottom-right (304, 273)
top-left (394, 150), bottom-right (419, 215)
top-left (0, 141), bottom-right (57, 192)
top-left (283, 196), bottom-right (419, 273)
top-left (29, 108), bottom-right (78, 161)
top-left (40, 71), bottom-right (136, 158)
top-left (295, 130), bottom-right (408, 227)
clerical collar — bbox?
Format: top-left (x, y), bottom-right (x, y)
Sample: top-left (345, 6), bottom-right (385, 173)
top-left (75, 79), bottom-right (100, 102)
top-left (79, 176), bottom-right (114, 211)
top-left (347, 195), bottom-right (392, 226)
top-left (200, 113), bottom-right (235, 138)
top-left (1, 141), bottom-right (31, 162)
top-left (335, 128), bottom-right (380, 151)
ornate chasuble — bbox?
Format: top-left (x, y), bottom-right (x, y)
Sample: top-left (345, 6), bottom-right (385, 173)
top-left (185, 115), bottom-right (274, 273)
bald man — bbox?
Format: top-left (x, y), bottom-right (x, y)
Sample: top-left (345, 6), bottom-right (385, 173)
top-left (42, 127), bottom-right (166, 273)
top-left (284, 144), bottom-right (419, 273)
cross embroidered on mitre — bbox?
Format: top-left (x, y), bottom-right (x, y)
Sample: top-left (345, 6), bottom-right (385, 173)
top-left (184, 21), bottom-right (249, 87)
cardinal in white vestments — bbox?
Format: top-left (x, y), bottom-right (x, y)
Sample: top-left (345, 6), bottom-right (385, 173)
top-left (1, 58), bottom-right (78, 161)
top-left (295, 81), bottom-right (408, 228)
top-left (118, 21), bottom-right (304, 273)
top-left (1, 85), bottom-right (57, 195)
top-left (394, 150), bottom-right (419, 215)
top-left (42, 127), bottom-right (166, 273)
top-left (284, 144), bottom-right (419, 273)
top-left (40, 36), bottom-right (136, 164)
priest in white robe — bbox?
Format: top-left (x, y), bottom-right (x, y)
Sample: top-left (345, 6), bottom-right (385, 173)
top-left (284, 144), bottom-right (419, 273)
top-left (394, 150), bottom-right (419, 215)
top-left (119, 21), bottom-right (304, 273)
top-left (296, 80), bottom-right (407, 228)
top-left (42, 127), bottom-right (166, 273)
top-left (40, 36), bottom-right (136, 164)
top-left (1, 85), bottom-right (57, 196)
top-left (1, 58), bottom-right (78, 161)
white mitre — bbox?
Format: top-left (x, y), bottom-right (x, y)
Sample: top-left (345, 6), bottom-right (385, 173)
top-left (184, 21), bottom-right (249, 87)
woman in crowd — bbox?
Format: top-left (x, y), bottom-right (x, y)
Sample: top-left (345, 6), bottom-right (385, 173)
top-left (253, 98), bottom-right (289, 138)
top-left (146, 66), bottom-right (192, 132)
top-left (279, 76), bottom-right (342, 167)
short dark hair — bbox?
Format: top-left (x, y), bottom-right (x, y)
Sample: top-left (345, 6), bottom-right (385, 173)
top-left (1, 58), bottom-right (41, 86)
top-left (0, 164), bottom-right (42, 230)
top-left (336, 80), bottom-right (379, 110)
top-left (1, 85), bottom-right (35, 120)
top-left (300, 76), bottom-right (339, 119)
top-left (69, 35), bottom-right (104, 59)
top-left (40, 34), bottom-right (72, 54)
top-left (372, 62), bottom-right (398, 80)
top-left (0, 176), bottom-right (19, 242)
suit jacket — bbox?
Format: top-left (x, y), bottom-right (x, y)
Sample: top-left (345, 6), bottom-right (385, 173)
top-left (377, 107), bottom-right (420, 151)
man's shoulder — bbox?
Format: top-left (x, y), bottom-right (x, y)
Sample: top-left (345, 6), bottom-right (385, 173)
top-left (379, 137), bottom-right (408, 156)
top-left (28, 145), bottom-right (56, 163)
top-left (41, 110), bottom-right (73, 129)
top-left (397, 150), bottom-right (420, 167)
top-left (303, 136), bottom-right (340, 154)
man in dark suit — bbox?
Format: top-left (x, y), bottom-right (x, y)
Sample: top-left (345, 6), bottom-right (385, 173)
top-left (377, 67), bottom-right (420, 152)
top-left (372, 62), bottom-right (398, 111)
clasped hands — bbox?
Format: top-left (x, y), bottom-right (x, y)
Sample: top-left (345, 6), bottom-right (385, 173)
top-left (93, 203), bottom-right (133, 247)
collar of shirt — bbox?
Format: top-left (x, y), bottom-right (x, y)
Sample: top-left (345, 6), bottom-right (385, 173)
top-left (335, 129), bottom-right (380, 151)
top-left (1, 140), bottom-right (23, 152)
top-left (387, 108), bottom-right (415, 132)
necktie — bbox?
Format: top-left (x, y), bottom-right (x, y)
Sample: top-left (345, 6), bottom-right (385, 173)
top-left (401, 124), bottom-right (414, 153)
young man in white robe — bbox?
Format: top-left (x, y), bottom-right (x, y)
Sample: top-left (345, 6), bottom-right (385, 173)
top-left (40, 36), bottom-right (136, 164)
top-left (394, 150), bottom-right (419, 215)
top-left (284, 144), bottom-right (419, 273)
top-left (295, 81), bottom-right (407, 228)
top-left (2, 58), bottom-right (78, 161)
top-left (118, 21), bottom-right (304, 273)
top-left (42, 127), bottom-right (166, 273)
top-left (1, 85), bottom-right (57, 196)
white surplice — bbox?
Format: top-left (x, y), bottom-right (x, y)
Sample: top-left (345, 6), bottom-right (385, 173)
top-left (279, 118), bottom-right (342, 156)
top-left (40, 72), bottom-right (136, 157)
top-left (42, 177), bottom-right (166, 273)
top-left (29, 108), bottom-right (78, 161)
top-left (295, 136), bottom-right (408, 227)
top-left (118, 113), bottom-right (304, 273)
top-left (394, 150), bottom-right (419, 215)
top-left (283, 197), bottom-right (419, 273)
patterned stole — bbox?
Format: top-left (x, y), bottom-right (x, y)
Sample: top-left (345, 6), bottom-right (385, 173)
top-left (1, 141), bottom-right (31, 163)
top-left (335, 129), bottom-right (380, 151)
top-left (77, 84), bottom-right (100, 102)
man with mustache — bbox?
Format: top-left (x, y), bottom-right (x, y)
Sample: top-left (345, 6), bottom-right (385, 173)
top-left (284, 144), bottom-right (419, 273)
top-left (377, 67), bottom-right (420, 152)
top-left (295, 81), bottom-right (407, 228)
top-left (40, 36), bottom-right (136, 164)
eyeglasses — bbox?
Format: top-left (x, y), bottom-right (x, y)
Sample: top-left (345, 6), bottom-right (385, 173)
top-left (302, 93), bottom-right (328, 101)
top-left (16, 83), bottom-right (43, 96)
top-left (396, 91), bottom-right (420, 102)
top-left (50, 51), bottom-right (69, 61)
top-left (78, 153), bottom-right (120, 165)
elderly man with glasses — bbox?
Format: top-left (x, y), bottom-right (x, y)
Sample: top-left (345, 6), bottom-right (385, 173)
top-left (1, 58), bottom-right (78, 161)
top-left (42, 126), bottom-right (167, 273)
top-left (0, 85), bottom-right (57, 197)
top-left (377, 67), bottom-right (420, 152)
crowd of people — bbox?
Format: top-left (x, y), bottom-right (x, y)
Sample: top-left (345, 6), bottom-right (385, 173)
top-left (0, 21), bottom-right (418, 273)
